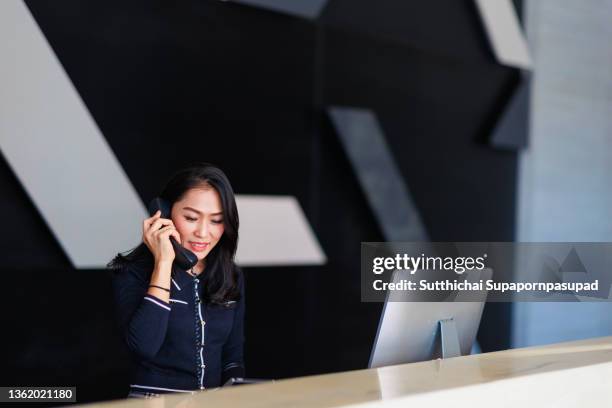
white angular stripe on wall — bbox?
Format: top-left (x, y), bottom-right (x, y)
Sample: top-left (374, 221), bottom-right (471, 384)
top-left (474, 0), bottom-right (532, 70)
top-left (235, 196), bottom-right (326, 266)
top-left (0, 0), bottom-right (148, 268)
top-left (0, 0), bottom-right (326, 268)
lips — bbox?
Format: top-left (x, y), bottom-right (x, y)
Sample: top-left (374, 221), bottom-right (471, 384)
top-left (188, 241), bottom-right (209, 252)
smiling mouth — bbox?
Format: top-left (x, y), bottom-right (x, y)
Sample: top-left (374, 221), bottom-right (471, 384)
top-left (189, 242), bottom-right (210, 252)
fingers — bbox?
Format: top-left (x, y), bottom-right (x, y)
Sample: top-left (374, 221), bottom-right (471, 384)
top-left (146, 210), bottom-right (161, 224)
top-left (148, 217), bottom-right (175, 233)
top-left (155, 225), bottom-right (182, 244)
top-left (143, 210), bottom-right (160, 233)
top-left (142, 212), bottom-right (177, 250)
top-left (143, 216), bottom-right (175, 237)
top-left (143, 210), bottom-right (173, 227)
top-left (153, 224), bottom-right (173, 237)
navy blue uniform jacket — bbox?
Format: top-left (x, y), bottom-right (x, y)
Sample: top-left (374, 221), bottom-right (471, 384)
top-left (112, 260), bottom-right (245, 394)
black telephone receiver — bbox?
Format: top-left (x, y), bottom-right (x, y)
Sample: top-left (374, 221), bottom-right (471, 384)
top-left (148, 197), bottom-right (199, 271)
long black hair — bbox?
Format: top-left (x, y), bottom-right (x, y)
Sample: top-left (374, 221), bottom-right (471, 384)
top-left (109, 163), bottom-right (240, 304)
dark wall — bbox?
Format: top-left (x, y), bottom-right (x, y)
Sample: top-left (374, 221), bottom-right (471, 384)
top-left (2, 0), bottom-right (519, 404)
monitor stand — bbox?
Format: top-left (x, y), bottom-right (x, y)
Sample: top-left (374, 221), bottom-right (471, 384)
top-left (438, 318), bottom-right (461, 359)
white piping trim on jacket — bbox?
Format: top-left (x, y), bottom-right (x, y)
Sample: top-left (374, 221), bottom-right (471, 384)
top-left (144, 296), bottom-right (171, 311)
top-left (195, 277), bottom-right (205, 389)
top-left (172, 278), bottom-right (181, 291)
top-left (170, 299), bottom-right (188, 305)
top-left (198, 303), bottom-right (205, 387)
top-left (130, 384), bottom-right (195, 393)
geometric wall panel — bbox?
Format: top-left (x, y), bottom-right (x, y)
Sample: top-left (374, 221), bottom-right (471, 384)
top-left (0, 0), bottom-right (147, 268)
top-left (475, 0), bottom-right (532, 69)
top-left (235, 195), bottom-right (327, 266)
top-left (226, 0), bottom-right (328, 19)
top-left (327, 106), bottom-right (428, 242)
top-left (490, 76), bottom-right (530, 150)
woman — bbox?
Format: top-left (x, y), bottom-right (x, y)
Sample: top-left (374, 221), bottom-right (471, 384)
top-left (109, 163), bottom-right (244, 398)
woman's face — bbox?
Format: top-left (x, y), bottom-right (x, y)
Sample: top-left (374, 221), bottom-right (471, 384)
top-left (171, 186), bottom-right (225, 263)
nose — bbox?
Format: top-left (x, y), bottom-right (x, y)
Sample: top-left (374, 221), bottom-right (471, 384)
top-left (194, 221), bottom-right (209, 239)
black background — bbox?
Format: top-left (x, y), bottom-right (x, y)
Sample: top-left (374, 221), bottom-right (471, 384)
top-left (1, 0), bottom-right (519, 404)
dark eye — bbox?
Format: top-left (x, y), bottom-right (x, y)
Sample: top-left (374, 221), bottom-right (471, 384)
top-left (211, 219), bottom-right (223, 225)
top-left (185, 216), bottom-right (197, 222)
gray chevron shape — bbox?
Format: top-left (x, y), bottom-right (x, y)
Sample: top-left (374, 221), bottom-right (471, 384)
top-left (559, 247), bottom-right (588, 273)
top-left (328, 106), bottom-right (428, 242)
top-left (490, 76), bottom-right (530, 150)
top-left (227, 0), bottom-right (328, 19)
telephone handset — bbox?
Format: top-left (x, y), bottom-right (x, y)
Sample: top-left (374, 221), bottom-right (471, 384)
top-left (147, 197), bottom-right (199, 271)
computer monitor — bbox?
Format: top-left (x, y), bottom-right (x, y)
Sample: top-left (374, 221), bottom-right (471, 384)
top-left (368, 268), bottom-right (492, 368)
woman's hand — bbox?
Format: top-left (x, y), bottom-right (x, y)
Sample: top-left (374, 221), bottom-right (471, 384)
top-left (143, 210), bottom-right (182, 265)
